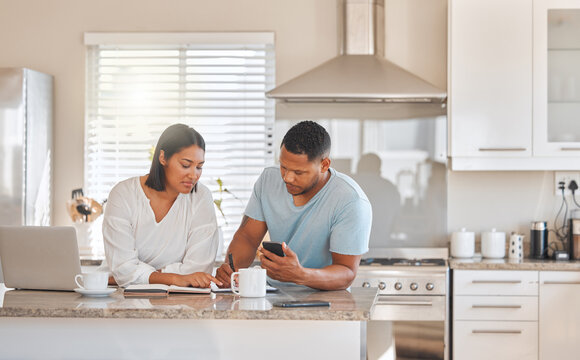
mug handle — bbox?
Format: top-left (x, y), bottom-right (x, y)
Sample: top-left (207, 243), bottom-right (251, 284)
top-left (230, 299), bottom-right (240, 310)
top-left (74, 274), bottom-right (84, 289)
top-left (230, 272), bottom-right (240, 295)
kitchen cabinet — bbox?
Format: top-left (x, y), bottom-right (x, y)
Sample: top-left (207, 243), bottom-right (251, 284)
top-left (449, 0), bottom-right (580, 170)
top-left (452, 270), bottom-right (538, 360)
top-left (539, 271), bottom-right (580, 360)
top-left (533, 0), bottom-right (580, 157)
top-left (449, 0), bottom-right (532, 163)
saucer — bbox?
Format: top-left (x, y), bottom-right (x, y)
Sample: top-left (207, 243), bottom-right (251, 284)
top-left (74, 287), bottom-right (116, 297)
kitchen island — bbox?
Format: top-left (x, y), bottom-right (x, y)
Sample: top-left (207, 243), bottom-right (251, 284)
top-left (0, 284), bottom-right (376, 359)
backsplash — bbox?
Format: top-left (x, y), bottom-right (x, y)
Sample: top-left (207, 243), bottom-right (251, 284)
top-left (448, 170), bottom-right (570, 255)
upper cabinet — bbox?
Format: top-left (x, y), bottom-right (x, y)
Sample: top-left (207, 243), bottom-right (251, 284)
top-left (534, 0), bottom-right (580, 156)
top-left (449, 0), bottom-right (532, 161)
top-left (449, 0), bottom-right (580, 170)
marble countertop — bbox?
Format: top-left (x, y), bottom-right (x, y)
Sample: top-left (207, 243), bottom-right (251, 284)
top-left (449, 257), bottom-right (580, 271)
top-left (0, 285), bottom-right (377, 321)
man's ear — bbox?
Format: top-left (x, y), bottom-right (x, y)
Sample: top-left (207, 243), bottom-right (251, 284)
top-left (159, 150), bottom-right (167, 166)
top-left (320, 157), bottom-right (331, 173)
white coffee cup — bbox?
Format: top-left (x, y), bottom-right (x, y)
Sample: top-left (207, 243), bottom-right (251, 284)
top-left (481, 229), bottom-right (506, 259)
top-left (509, 233), bottom-right (524, 260)
top-left (75, 271), bottom-right (109, 290)
top-left (231, 266), bottom-right (267, 298)
top-left (450, 228), bottom-right (475, 258)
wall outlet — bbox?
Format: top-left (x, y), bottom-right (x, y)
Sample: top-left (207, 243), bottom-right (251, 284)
top-left (554, 171), bottom-right (580, 195)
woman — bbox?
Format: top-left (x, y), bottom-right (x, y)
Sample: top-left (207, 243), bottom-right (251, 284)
top-left (102, 124), bottom-right (221, 288)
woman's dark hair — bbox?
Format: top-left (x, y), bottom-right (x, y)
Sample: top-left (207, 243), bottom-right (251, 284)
top-left (281, 120), bottom-right (331, 162)
top-left (145, 124), bottom-right (205, 192)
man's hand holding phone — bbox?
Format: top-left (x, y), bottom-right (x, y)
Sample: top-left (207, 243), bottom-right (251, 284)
top-left (259, 242), bottom-right (306, 284)
top-left (261, 242), bottom-right (285, 259)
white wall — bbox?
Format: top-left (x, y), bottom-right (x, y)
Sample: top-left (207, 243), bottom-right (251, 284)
top-left (384, 0), bottom-right (448, 90)
top-left (0, 0), bottom-right (339, 225)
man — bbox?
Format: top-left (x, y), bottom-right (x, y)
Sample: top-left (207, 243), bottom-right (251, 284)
top-left (215, 121), bottom-right (372, 290)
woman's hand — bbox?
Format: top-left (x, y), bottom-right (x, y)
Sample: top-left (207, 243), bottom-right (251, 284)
top-left (173, 272), bottom-right (221, 288)
top-left (215, 263), bottom-right (234, 288)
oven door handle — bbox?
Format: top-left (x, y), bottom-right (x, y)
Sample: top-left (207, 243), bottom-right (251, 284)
top-left (376, 300), bottom-right (434, 306)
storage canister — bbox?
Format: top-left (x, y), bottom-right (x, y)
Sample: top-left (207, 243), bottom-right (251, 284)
top-left (450, 228), bottom-right (475, 258)
top-left (481, 228), bottom-right (506, 259)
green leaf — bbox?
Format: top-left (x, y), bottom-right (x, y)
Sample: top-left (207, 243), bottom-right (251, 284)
top-left (216, 178), bottom-right (224, 192)
top-left (213, 199), bottom-right (227, 224)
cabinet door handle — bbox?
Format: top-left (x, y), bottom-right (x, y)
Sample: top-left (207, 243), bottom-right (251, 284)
top-left (478, 147), bottom-right (527, 152)
top-left (543, 281), bottom-right (580, 285)
top-left (472, 305), bottom-right (522, 309)
top-left (560, 147), bottom-right (580, 151)
top-left (472, 330), bottom-right (522, 334)
top-left (472, 280), bottom-right (522, 284)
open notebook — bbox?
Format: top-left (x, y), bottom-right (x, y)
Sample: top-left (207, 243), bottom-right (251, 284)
top-left (123, 284), bottom-right (210, 297)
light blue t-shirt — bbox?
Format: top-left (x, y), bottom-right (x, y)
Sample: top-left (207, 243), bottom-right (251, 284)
top-left (245, 166), bottom-right (372, 271)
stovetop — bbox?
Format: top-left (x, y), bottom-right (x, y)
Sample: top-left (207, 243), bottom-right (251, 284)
top-left (360, 258), bottom-right (447, 267)
top-left (355, 256), bottom-right (448, 295)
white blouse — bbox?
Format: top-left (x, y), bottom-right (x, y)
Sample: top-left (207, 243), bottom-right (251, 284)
top-left (102, 177), bottom-right (219, 287)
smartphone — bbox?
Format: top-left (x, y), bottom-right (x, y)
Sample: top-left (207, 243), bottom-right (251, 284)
top-left (261, 241), bottom-right (285, 258)
top-left (273, 300), bottom-right (330, 308)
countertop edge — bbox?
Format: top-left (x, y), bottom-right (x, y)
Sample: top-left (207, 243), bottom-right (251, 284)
top-left (449, 259), bottom-right (580, 271)
top-left (0, 308), bottom-right (371, 321)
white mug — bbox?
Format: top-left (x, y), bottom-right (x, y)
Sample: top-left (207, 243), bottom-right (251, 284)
top-left (231, 266), bottom-right (267, 298)
top-left (481, 229), bottom-right (506, 259)
top-left (75, 271), bottom-right (109, 290)
top-left (450, 228), bottom-right (475, 258)
top-left (509, 233), bottom-right (524, 259)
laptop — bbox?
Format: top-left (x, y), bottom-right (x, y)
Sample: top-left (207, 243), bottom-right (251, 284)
top-left (0, 226), bottom-right (82, 291)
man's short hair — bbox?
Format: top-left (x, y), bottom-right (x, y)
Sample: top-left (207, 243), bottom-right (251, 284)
top-left (281, 120), bottom-right (331, 162)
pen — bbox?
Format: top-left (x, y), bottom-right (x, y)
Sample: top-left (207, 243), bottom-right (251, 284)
top-left (228, 253), bottom-right (235, 272)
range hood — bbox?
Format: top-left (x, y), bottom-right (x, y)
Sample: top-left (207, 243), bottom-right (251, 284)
top-left (266, 0), bottom-right (446, 118)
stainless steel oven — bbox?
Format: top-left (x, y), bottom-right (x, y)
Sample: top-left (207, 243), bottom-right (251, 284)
top-left (353, 248), bottom-right (449, 360)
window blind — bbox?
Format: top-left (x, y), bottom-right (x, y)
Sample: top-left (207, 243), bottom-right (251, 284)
top-left (85, 33), bottom-right (275, 254)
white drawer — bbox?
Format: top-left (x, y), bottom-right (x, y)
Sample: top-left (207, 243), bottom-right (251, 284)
top-left (454, 270), bottom-right (538, 296)
top-left (454, 295), bottom-right (538, 321)
top-left (453, 320), bottom-right (538, 360)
